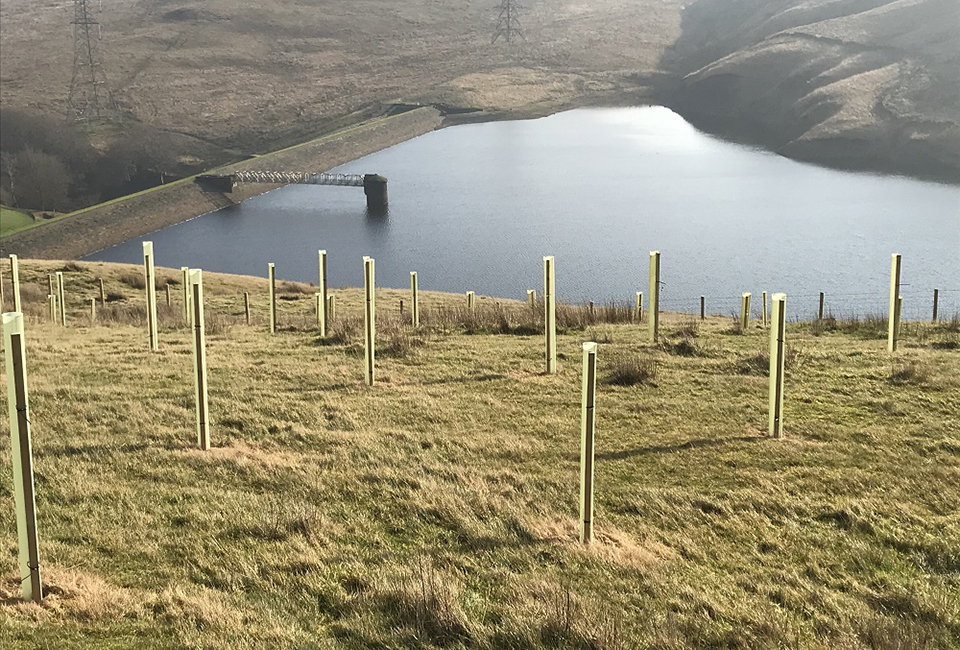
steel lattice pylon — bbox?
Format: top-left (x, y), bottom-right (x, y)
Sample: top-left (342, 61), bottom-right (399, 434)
top-left (68, 0), bottom-right (110, 121)
top-left (493, 0), bottom-right (525, 44)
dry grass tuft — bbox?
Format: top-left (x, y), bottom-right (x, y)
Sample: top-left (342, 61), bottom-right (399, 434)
top-left (603, 351), bottom-right (658, 386)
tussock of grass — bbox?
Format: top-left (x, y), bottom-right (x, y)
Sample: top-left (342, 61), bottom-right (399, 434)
top-left (603, 351), bottom-right (658, 386)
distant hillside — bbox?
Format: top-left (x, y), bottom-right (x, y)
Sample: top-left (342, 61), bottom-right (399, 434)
top-left (661, 0), bottom-right (960, 182)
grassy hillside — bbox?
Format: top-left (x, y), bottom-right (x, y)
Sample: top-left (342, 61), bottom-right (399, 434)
top-left (0, 206), bottom-right (33, 238)
top-left (662, 0), bottom-right (960, 182)
top-left (0, 260), bottom-right (958, 649)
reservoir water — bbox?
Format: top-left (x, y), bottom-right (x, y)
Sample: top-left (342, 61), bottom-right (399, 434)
top-left (88, 107), bottom-right (960, 319)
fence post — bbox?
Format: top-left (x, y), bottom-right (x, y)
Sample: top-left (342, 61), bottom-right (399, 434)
top-left (649, 251), bottom-right (660, 342)
top-left (411, 272), bottom-right (420, 327)
top-left (181, 267), bottom-right (190, 322)
top-left (544, 256), bottom-right (557, 374)
top-left (165, 284), bottom-right (171, 307)
top-left (47, 294), bottom-right (56, 322)
top-left (761, 291), bottom-right (768, 328)
top-left (769, 293), bottom-right (786, 438)
top-left (527, 289), bottom-right (536, 308)
top-left (56, 272), bottom-right (66, 326)
top-left (588, 301), bottom-right (595, 317)
top-left (818, 292), bottom-right (825, 321)
top-left (363, 257), bottom-right (376, 386)
top-left (99, 278), bottom-right (106, 307)
top-left (328, 295), bottom-right (336, 321)
top-left (467, 291), bottom-right (475, 311)
top-left (740, 293), bottom-right (751, 332)
top-left (189, 270), bottom-right (210, 450)
top-left (888, 254), bottom-right (902, 352)
top-left (635, 292), bottom-right (643, 322)
top-left (579, 341), bottom-right (598, 544)
top-left (700, 295), bottom-right (705, 321)
top-left (318, 250), bottom-right (328, 337)
top-left (399, 299), bottom-right (404, 315)
top-left (10, 255), bottom-right (22, 313)
top-left (90, 298), bottom-right (96, 322)
top-left (244, 292), bottom-right (251, 325)
top-left (268, 263), bottom-right (277, 334)
top-left (932, 289), bottom-right (939, 323)
top-left (3, 312), bottom-right (43, 602)
top-left (143, 242), bottom-right (159, 351)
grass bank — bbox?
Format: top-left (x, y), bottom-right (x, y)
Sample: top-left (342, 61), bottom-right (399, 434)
top-left (0, 260), bottom-right (958, 649)
top-left (0, 207), bottom-right (35, 238)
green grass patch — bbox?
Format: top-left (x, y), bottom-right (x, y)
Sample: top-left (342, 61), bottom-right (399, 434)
top-left (0, 206), bottom-right (36, 237)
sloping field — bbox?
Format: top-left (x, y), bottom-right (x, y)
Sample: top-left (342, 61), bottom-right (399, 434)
top-left (0, 260), bottom-right (957, 648)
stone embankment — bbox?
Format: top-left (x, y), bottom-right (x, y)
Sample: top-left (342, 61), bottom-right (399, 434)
top-left (0, 107), bottom-right (442, 260)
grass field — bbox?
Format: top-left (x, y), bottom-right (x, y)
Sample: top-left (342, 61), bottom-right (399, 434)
top-left (0, 207), bottom-right (34, 238)
top-left (0, 260), bottom-right (958, 649)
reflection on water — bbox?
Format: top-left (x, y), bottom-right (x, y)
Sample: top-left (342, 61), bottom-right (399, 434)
top-left (88, 107), bottom-right (960, 319)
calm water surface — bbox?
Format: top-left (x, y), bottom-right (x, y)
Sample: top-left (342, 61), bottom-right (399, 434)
top-left (88, 107), bottom-right (960, 318)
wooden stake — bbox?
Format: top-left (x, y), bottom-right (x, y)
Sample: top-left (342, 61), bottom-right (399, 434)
top-left (888, 254), bottom-right (902, 352)
top-left (399, 299), bottom-right (404, 315)
top-left (10, 254), bottom-right (21, 313)
top-left (328, 295), bottom-right (336, 322)
top-left (56, 272), bottom-right (66, 326)
top-left (761, 291), bottom-right (768, 328)
top-left (635, 292), bottom-right (643, 323)
top-left (700, 295), bottom-right (705, 321)
top-left (244, 292), bottom-right (251, 325)
top-left (818, 292), bottom-right (825, 321)
top-left (649, 251), bottom-right (660, 342)
top-left (268, 262), bottom-right (277, 334)
top-left (897, 296), bottom-right (903, 339)
top-left (3, 313), bottom-right (43, 602)
top-left (47, 294), bottom-right (55, 322)
top-left (932, 289), bottom-right (939, 323)
top-left (769, 293), bottom-right (786, 438)
top-left (99, 278), bottom-right (106, 307)
top-left (544, 256), bottom-right (556, 375)
top-left (588, 301), bottom-right (595, 317)
top-left (181, 267), bottom-right (190, 322)
top-left (90, 298), bottom-right (96, 322)
top-left (410, 272), bottom-right (420, 327)
top-left (165, 283), bottom-right (171, 307)
top-left (740, 293), bottom-right (751, 332)
top-left (467, 291), bottom-right (475, 311)
top-left (189, 270), bottom-right (210, 450)
top-left (318, 250), bottom-right (328, 337)
top-left (363, 257), bottom-right (376, 386)
top-left (143, 242), bottom-right (159, 351)
top-left (527, 289), bottom-right (536, 308)
top-left (579, 341), bottom-right (598, 545)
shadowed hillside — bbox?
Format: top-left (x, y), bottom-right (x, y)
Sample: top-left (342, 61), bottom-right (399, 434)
top-left (661, 0), bottom-right (960, 182)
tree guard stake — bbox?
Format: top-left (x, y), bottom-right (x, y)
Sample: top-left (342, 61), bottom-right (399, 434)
top-left (579, 341), bottom-right (598, 544)
top-left (769, 293), bottom-right (787, 438)
top-left (544, 256), bottom-right (556, 374)
top-left (3, 312), bottom-right (43, 602)
top-left (190, 270), bottom-right (210, 450)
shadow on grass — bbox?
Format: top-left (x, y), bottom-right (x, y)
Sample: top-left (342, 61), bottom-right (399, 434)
top-left (596, 435), bottom-right (764, 461)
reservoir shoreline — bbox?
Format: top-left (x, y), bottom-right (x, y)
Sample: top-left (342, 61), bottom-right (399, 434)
top-left (2, 99), bottom-right (957, 262)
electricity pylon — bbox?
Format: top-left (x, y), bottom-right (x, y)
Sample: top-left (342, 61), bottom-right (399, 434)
top-left (493, 0), bottom-right (525, 43)
top-left (68, 0), bottom-right (110, 121)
